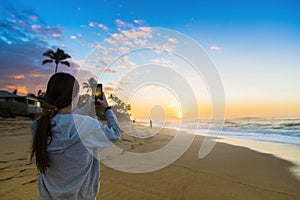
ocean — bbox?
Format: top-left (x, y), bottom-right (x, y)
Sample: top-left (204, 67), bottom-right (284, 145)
top-left (164, 117), bottom-right (300, 145)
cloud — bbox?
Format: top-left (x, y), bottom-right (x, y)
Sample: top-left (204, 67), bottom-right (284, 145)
top-left (88, 21), bottom-right (109, 31)
top-left (101, 68), bottom-right (118, 73)
top-left (104, 86), bottom-right (123, 94)
top-left (0, 35), bottom-right (51, 94)
top-left (122, 28), bottom-right (153, 40)
top-left (134, 39), bottom-right (147, 46)
top-left (115, 19), bottom-right (135, 29)
top-left (52, 33), bottom-right (61, 38)
top-left (153, 42), bottom-right (176, 54)
top-left (106, 38), bottom-right (118, 46)
top-left (70, 35), bottom-right (76, 39)
top-left (111, 33), bottom-right (133, 46)
top-left (101, 27), bottom-right (153, 50)
top-left (151, 58), bottom-right (176, 67)
top-left (133, 19), bottom-right (145, 25)
top-left (120, 81), bottom-right (130, 86)
top-left (168, 37), bottom-right (177, 44)
top-left (0, 4), bottom-right (71, 95)
top-left (114, 56), bottom-right (137, 69)
top-left (116, 56), bottom-right (129, 63)
top-left (31, 24), bottom-right (41, 31)
top-left (1, 5), bottom-right (63, 42)
top-left (103, 86), bottom-right (115, 94)
top-left (29, 15), bottom-right (38, 21)
top-left (5, 85), bottom-right (29, 95)
top-left (89, 22), bottom-right (95, 27)
top-left (98, 23), bottom-right (109, 31)
top-left (108, 47), bottom-right (118, 53)
top-left (119, 61), bottom-right (137, 69)
top-left (73, 60), bottom-right (83, 67)
top-left (112, 33), bottom-right (128, 42)
top-left (118, 46), bottom-right (130, 53)
top-left (10, 74), bottom-right (25, 79)
top-left (83, 27), bottom-right (179, 82)
top-left (210, 45), bottom-right (221, 51)
top-left (108, 80), bottom-right (116, 86)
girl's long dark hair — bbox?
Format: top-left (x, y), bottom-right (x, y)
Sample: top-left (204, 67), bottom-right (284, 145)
top-left (31, 73), bottom-right (79, 173)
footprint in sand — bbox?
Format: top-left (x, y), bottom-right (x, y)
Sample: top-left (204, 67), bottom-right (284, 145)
top-left (17, 157), bottom-right (27, 161)
top-left (22, 178), bottom-right (37, 185)
top-left (0, 175), bottom-right (15, 181)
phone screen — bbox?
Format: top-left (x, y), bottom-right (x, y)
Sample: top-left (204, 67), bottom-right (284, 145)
top-left (95, 84), bottom-right (103, 105)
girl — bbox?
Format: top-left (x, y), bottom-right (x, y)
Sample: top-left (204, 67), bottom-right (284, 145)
top-left (30, 72), bottom-right (120, 200)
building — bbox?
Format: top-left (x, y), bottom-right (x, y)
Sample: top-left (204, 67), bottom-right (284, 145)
top-left (0, 90), bottom-right (43, 118)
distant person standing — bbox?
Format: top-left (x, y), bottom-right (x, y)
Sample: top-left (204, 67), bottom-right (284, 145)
top-left (30, 73), bottom-right (120, 200)
top-left (150, 119), bottom-right (152, 128)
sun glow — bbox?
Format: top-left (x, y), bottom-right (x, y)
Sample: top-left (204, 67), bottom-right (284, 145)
top-left (177, 111), bottom-right (183, 119)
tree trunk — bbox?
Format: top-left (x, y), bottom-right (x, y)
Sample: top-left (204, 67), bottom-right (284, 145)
top-left (55, 63), bottom-right (58, 73)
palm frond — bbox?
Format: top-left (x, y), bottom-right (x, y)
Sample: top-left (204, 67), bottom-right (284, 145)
top-left (56, 48), bottom-right (64, 55)
top-left (61, 53), bottom-right (71, 60)
top-left (60, 61), bottom-right (70, 67)
top-left (42, 49), bottom-right (55, 58)
top-left (56, 48), bottom-right (65, 60)
top-left (42, 59), bottom-right (53, 65)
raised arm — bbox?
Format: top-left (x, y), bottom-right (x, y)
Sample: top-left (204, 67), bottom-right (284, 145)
top-left (75, 93), bottom-right (121, 148)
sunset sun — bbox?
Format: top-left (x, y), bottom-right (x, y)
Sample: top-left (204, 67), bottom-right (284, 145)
top-left (177, 111), bottom-right (183, 119)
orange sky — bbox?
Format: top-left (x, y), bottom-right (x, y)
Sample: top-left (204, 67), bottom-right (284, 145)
top-left (127, 84), bottom-right (300, 120)
top-left (2, 81), bottom-right (300, 119)
top-left (130, 101), bottom-right (300, 120)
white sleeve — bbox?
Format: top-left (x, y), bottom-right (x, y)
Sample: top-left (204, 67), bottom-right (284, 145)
top-left (75, 111), bottom-right (121, 148)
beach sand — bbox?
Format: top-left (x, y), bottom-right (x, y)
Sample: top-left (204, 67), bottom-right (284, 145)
top-left (1, 118), bottom-right (300, 199)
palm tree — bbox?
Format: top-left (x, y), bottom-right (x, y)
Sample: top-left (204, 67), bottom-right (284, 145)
top-left (83, 77), bottom-right (97, 94)
top-left (42, 48), bottom-right (71, 73)
top-left (109, 94), bottom-right (131, 121)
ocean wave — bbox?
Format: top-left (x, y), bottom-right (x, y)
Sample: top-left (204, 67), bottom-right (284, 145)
top-left (166, 117), bottom-right (300, 145)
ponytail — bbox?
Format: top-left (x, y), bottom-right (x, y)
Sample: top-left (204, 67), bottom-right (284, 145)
top-left (31, 115), bottom-right (53, 173)
top-left (31, 103), bottom-right (58, 173)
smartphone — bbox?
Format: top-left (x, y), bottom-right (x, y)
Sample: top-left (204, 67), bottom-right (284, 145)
top-left (94, 84), bottom-right (103, 105)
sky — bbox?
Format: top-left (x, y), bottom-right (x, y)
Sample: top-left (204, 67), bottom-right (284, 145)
top-left (0, 0), bottom-right (300, 119)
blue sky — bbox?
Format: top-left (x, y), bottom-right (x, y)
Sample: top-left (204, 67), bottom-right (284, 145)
top-left (0, 0), bottom-right (299, 117)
